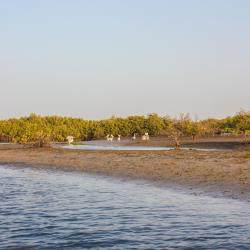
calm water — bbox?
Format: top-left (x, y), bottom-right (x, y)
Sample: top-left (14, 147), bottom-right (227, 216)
top-left (63, 144), bottom-right (171, 151)
top-left (62, 140), bottom-right (219, 151)
top-left (0, 165), bottom-right (250, 250)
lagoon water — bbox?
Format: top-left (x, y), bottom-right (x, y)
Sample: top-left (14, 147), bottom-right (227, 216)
top-left (62, 140), bottom-right (219, 152)
top-left (62, 140), bottom-right (171, 151)
top-left (63, 144), bottom-right (171, 151)
top-left (0, 165), bottom-right (250, 250)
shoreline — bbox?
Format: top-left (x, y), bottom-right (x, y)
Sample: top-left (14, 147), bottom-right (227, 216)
top-left (0, 142), bottom-right (250, 202)
top-left (1, 161), bottom-right (247, 204)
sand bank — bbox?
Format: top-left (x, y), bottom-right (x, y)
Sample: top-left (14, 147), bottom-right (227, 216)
top-left (0, 141), bottom-right (250, 201)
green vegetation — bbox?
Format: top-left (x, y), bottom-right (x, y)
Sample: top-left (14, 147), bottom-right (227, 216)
top-left (246, 149), bottom-right (250, 158)
top-left (0, 111), bottom-right (250, 144)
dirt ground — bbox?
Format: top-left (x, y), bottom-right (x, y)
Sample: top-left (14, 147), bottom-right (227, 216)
top-left (126, 135), bottom-right (250, 149)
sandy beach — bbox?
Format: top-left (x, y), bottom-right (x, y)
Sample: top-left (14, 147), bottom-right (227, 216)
top-left (0, 137), bottom-right (250, 201)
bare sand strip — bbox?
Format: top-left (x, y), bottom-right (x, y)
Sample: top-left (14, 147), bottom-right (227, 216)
top-left (0, 145), bottom-right (250, 201)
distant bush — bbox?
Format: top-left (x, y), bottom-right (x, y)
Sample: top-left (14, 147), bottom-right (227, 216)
top-left (0, 111), bottom-right (249, 144)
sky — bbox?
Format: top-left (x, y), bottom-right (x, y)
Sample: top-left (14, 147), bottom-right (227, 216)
top-left (0, 0), bottom-right (250, 120)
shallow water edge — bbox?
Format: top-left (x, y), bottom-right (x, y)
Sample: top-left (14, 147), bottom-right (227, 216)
top-left (1, 164), bottom-right (250, 250)
top-left (1, 161), bottom-right (249, 203)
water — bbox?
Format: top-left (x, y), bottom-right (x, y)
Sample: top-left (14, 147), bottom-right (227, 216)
top-left (61, 140), bottom-right (219, 151)
top-left (0, 165), bottom-right (250, 250)
top-left (63, 144), bottom-right (172, 151)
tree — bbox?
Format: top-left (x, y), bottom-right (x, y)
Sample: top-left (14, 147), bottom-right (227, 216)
top-left (201, 119), bottom-right (220, 137)
top-left (185, 122), bottom-right (202, 140)
top-left (0, 111), bottom-right (249, 146)
top-left (145, 113), bottom-right (164, 136)
top-left (232, 111), bottom-right (250, 143)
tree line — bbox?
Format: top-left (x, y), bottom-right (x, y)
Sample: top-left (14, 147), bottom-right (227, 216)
top-left (0, 111), bottom-right (249, 144)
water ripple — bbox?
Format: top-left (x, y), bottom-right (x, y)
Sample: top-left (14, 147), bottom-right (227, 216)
top-left (0, 165), bottom-right (250, 249)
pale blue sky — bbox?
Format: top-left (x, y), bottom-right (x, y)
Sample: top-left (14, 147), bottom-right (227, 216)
top-left (1, 0), bottom-right (250, 119)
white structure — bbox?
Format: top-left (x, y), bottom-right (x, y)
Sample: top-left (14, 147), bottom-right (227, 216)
top-left (66, 136), bottom-right (74, 144)
top-left (132, 134), bottom-right (136, 140)
top-left (117, 135), bottom-right (121, 141)
top-left (142, 132), bottom-right (150, 141)
top-left (106, 134), bottom-right (114, 142)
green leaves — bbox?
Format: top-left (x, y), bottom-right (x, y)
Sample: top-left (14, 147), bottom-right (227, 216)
top-left (0, 111), bottom-right (249, 144)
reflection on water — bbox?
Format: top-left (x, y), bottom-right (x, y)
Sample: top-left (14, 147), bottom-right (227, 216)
top-left (0, 165), bottom-right (250, 249)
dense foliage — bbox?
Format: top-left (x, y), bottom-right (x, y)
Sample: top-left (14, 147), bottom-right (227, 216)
top-left (0, 111), bottom-right (249, 144)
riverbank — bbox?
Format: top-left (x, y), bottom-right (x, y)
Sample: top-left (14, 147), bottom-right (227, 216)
top-left (126, 135), bottom-right (250, 149)
top-left (0, 140), bottom-right (250, 201)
